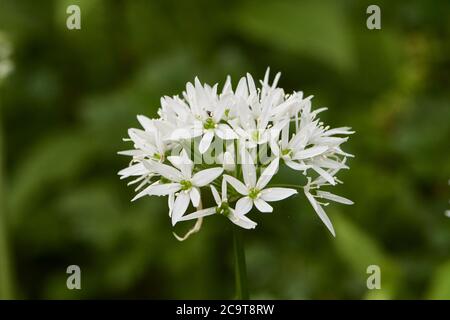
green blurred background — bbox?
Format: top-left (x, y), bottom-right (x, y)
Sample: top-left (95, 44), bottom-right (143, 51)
top-left (0, 0), bottom-right (449, 299)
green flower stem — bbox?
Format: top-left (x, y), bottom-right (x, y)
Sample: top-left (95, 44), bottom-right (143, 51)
top-left (233, 227), bottom-right (249, 300)
top-left (0, 101), bottom-right (14, 299)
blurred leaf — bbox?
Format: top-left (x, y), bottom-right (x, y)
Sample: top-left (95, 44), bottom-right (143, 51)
top-left (56, 183), bottom-right (122, 250)
top-left (333, 214), bottom-right (400, 299)
top-left (235, 0), bottom-right (354, 71)
top-left (9, 131), bottom-right (96, 221)
top-left (395, 98), bottom-right (450, 180)
top-left (427, 260), bottom-right (450, 299)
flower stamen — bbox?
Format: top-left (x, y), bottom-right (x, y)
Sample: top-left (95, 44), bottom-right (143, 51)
top-left (203, 117), bottom-right (216, 130)
top-left (180, 180), bottom-right (192, 191)
top-left (248, 187), bottom-right (261, 199)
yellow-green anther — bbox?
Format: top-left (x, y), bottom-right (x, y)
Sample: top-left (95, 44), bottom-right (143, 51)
top-left (180, 180), bottom-right (192, 191)
top-left (203, 117), bottom-right (216, 130)
top-left (216, 201), bottom-right (230, 217)
top-left (248, 187), bottom-right (260, 199)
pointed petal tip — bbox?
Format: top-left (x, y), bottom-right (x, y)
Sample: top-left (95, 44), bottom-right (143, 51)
top-left (328, 223), bottom-right (336, 237)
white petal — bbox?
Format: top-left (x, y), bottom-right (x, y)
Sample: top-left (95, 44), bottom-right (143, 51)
top-left (262, 67), bottom-right (270, 96)
top-left (223, 151), bottom-right (235, 172)
top-left (281, 122), bottom-right (289, 148)
top-left (312, 166), bottom-right (336, 185)
top-left (293, 146), bottom-right (328, 160)
top-left (241, 149), bottom-right (256, 187)
top-left (313, 158), bottom-right (348, 170)
top-left (168, 193), bottom-right (175, 217)
top-left (246, 73), bottom-right (257, 96)
top-left (171, 192), bottom-right (191, 226)
top-left (137, 115), bottom-right (154, 132)
top-left (272, 72), bottom-right (281, 88)
top-left (144, 182), bottom-right (182, 197)
top-left (233, 126), bottom-right (250, 139)
top-left (167, 151), bottom-right (193, 178)
top-left (199, 130), bottom-right (215, 154)
top-left (235, 196), bottom-right (253, 215)
top-left (118, 163), bottom-right (147, 179)
top-left (285, 160), bottom-right (310, 171)
top-left (222, 75), bottom-right (232, 95)
top-left (224, 175), bottom-right (248, 195)
top-left (304, 190), bottom-right (335, 237)
top-left (257, 131), bottom-right (269, 145)
top-left (210, 185), bottom-right (221, 205)
top-left (256, 158), bottom-right (279, 189)
top-left (129, 175), bottom-right (151, 189)
top-left (316, 190), bottom-right (353, 205)
top-left (190, 187), bottom-right (201, 207)
top-left (215, 124), bottom-right (238, 140)
top-left (260, 188), bottom-right (297, 202)
top-left (179, 207), bottom-right (216, 222)
top-left (170, 127), bottom-right (198, 140)
top-left (213, 101), bottom-right (226, 122)
top-left (313, 136), bottom-right (348, 147)
top-left (236, 77), bottom-right (249, 99)
top-left (254, 199), bottom-right (273, 213)
top-left (144, 160), bottom-right (183, 182)
top-left (128, 128), bottom-right (153, 149)
top-left (323, 127), bottom-right (355, 136)
top-left (270, 117), bottom-right (289, 134)
top-left (117, 149), bottom-right (147, 157)
top-left (221, 177), bottom-right (227, 202)
top-left (269, 139), bottom-right (280, 157)
top-left (245, 140), bottom-right (257, 149)
top-left (191, 167), bottom-right (224, 187)
top-left (131, 183), bottom-right (181, 201)
top-left (228, 209), bottom-right (257, 229)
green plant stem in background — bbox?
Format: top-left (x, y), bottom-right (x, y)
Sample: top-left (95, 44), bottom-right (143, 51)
top-left (0, 104), bottom-right (14, 299)
top-left (233, 227), bottom-right (249, 300)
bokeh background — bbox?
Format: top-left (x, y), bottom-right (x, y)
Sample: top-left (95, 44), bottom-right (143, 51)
top-left (0, 0), bottom-right (449, 299)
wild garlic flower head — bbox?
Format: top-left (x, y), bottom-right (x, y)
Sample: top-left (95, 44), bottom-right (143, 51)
top-left (119, 68), bottom-right (354, 238)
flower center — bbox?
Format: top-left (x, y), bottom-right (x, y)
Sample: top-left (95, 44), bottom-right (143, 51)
top-left (203, 117), bottom-right (216, 130)
top-left (248, 187), bottom-right (261, 199)
top-left (153, 152), bottom-right (163, 161)
top-left (180, 180), bottom-right (192, 191)
top-left (251, 130), bottom-right (260, 142)
top-left (216, 201), bottom-right (230, 217)
top-left (281, 149), bottom-right (292, 157)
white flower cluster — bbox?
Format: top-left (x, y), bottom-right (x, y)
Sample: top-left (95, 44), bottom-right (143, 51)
top-left (119, 68), bottom-right (354, 237)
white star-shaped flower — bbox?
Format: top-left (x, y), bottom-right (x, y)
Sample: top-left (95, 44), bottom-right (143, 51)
top-left (303, 177), bottom-right (353, 237)
top-left (179, 178), bottom-right (257, 229)
top-left (224, 152), bottom-right (297, 215)
top-left (132, 150), bottom-right (223, 225)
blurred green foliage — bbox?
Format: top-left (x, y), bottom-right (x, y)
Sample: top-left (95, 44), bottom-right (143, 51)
top-left (0, 0), bottom-right (449, 299)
